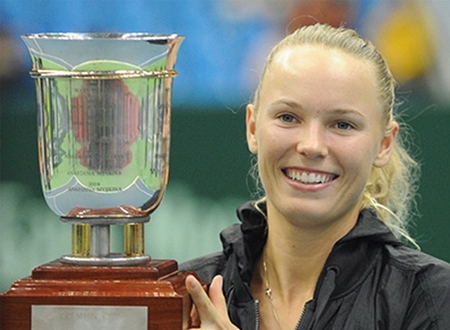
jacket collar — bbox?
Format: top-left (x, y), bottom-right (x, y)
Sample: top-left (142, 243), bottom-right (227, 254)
top-left (221, 201), bottom-right (403, 302)
top-left (318, 207), bottom-right (402, 298)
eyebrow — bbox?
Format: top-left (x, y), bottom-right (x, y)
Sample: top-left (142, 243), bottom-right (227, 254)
top-left (329, 108), bottom-right (367, 119)
top-left (269, 99), bottom-right (367, 119)
top-left (270, 99), bottom-right (301, 109)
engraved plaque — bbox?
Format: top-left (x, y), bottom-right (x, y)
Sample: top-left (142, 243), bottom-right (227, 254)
top-left (31, 305), bottom-right (147, 330)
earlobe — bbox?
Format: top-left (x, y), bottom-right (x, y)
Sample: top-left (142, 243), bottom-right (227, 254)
top-left (246, 104), bottom-right (258, 154)
top-left (374, 122), bottom-right (399, 167)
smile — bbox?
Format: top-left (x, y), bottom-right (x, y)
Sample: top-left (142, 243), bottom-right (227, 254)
top-left (283, 168), bottom-right (337, 184)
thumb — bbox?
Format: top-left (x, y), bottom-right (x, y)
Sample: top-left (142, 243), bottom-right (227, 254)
top-left (186, 275), bottom-right (238, 329)
top-left (186, 274), bottom-right (217, 323)
top-left (208, 275), bottom-right (228, 316)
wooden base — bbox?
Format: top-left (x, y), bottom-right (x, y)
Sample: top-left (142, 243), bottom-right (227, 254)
top-left (0, 259), bottom-right (195, 330)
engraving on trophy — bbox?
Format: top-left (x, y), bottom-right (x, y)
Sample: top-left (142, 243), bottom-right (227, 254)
top-left (71, 79), bottom-right (140, 172)
top-left (31, 305), bottom-right (147, 330)
top-left (38, 73), bottom-right (164, 217)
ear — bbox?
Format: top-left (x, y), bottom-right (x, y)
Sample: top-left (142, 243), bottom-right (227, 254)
top-left (373, 121), bottom-right (399, 167)
top-left (246, 104), bottom-right (258, 154)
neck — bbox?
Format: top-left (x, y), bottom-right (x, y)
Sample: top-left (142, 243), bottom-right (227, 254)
top-left (260, 202), bottom-right (359, 303)
top-left (251, 202), bottom-right (359, 330)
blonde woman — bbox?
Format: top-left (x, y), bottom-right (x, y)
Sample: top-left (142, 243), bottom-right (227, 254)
top-left (182, 24), bottom-right (450, 329)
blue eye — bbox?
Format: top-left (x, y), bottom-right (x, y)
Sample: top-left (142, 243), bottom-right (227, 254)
top-left (279, 113), bottom-right (296, 123)
top-left (335, 121), bottom-right (354, 130)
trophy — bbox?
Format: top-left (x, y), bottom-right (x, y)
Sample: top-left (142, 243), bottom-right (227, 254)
top-left (0, 33), bottom-right (194, 329)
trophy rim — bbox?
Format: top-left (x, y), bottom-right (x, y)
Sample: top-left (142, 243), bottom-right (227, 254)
top-left (21, 32), bottom-right (185, 41)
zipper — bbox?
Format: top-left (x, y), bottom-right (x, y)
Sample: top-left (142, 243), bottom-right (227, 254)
top-left (294, 301), bottom-right (314, 330)
top-left (254, 299), bottom-right (261, 330)
top-left (294, 305), bottom-right (306, 330)
top-left (255, 298), bottom-right (312, 330)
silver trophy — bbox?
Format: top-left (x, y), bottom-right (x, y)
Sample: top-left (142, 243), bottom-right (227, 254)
top-left (21, 33), bottom-right (184, 266)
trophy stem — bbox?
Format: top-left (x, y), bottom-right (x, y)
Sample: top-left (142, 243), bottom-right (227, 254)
top-left (124, 223), bottom-right (145, 257)
top-left (72, 224), bottom-right (90, 257)
top-left (61, 216), bottom-right (150, 266)
top-left (91, 225), bottom-right (111, 258)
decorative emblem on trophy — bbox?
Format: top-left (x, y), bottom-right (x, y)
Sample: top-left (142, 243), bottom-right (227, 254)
top-left (0, 33), bottom-right (194, 330)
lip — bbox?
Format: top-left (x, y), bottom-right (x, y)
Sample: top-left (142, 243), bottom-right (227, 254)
top-left (282, 167), bottom-right (338, 191)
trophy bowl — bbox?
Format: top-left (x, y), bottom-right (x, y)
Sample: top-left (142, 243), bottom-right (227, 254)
top-left (21, 33), bottom-right (184, 266)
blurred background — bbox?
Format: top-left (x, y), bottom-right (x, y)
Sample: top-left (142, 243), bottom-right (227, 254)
top-left (1, 0), bottom-right (449, 293)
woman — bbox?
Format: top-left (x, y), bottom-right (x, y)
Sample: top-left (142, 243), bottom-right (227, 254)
top-left (182, 23), bottom-right (450, 329)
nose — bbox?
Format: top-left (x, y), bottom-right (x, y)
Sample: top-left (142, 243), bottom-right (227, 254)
top-left (296, 123), bottom-right (328, 159)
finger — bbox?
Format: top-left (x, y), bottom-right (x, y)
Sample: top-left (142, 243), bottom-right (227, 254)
top-left (188, 303), bottom-right (200, 328)
top-left (208, 275), bottom-right (228, 317)
top-left (186, 275), bottom-right (218, 323)
top-left (186, 275), bottom-right (238, 330)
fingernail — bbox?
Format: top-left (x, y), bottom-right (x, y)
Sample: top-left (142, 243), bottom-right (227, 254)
top-left (187, 275), bottom-right (198, 289)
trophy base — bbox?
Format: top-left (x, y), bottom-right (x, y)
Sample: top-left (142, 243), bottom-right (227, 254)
top-left (60, 253), bottom-right (151, 266)
top-left (0, 259), bottom-right (196, 330)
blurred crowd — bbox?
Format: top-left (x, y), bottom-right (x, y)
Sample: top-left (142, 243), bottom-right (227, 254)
top-left (1, 0), bottom-right (450, 110)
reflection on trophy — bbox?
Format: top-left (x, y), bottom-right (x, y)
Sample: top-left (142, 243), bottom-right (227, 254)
top-left (0, 33), bottom-right (195, 329)
top-left (71, 80), bottom-right (140, 172)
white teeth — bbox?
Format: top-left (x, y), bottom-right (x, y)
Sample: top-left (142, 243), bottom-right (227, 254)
top-left (285, 169), bottom-right (334, 184)
top-left (302, 172), bottom-right (308, 182)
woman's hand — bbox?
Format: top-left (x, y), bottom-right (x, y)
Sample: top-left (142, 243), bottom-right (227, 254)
top-left (186, 274), bottom-right (239, 330)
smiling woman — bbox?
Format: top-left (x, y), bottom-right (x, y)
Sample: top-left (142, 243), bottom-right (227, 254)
top-left (246, 43), bottom-right (400, 237)
top-left (250, 28), bottom-right (416, 242)
top-left (181, 24), bottom-right (450, 330)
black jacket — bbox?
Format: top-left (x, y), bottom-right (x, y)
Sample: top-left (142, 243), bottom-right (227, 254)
top-left (181, 201), bottom-right (450, 329)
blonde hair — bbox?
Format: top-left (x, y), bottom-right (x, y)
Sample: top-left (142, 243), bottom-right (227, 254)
top-left (251, 24), bottom-right (420, 245)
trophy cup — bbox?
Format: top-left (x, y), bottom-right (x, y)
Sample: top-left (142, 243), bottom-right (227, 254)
top-left (0, 33), bottom-right (194, 329)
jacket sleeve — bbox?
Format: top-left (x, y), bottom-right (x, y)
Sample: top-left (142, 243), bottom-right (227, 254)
top-left (180, 251), bottom-right (226, 283)
top-left (401, 260), bottom-right (450, 330)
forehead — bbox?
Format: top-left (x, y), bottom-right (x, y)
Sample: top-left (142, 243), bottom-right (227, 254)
top-left (263, 44), bottom-right (379, 93)
top-left (269, 44), bottom-right (375, 80)
top-left (258, 45), bottom-right (383, 115)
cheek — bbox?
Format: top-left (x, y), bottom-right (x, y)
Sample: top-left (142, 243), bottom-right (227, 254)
top-left (255, 129), bottom-right (287, 178)
top-left (256, 127), bottom-right (291, 160)
top-left (337, 136), bottom-right (380, 175)
top-left (256, 136), bottom-right (278, 173)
